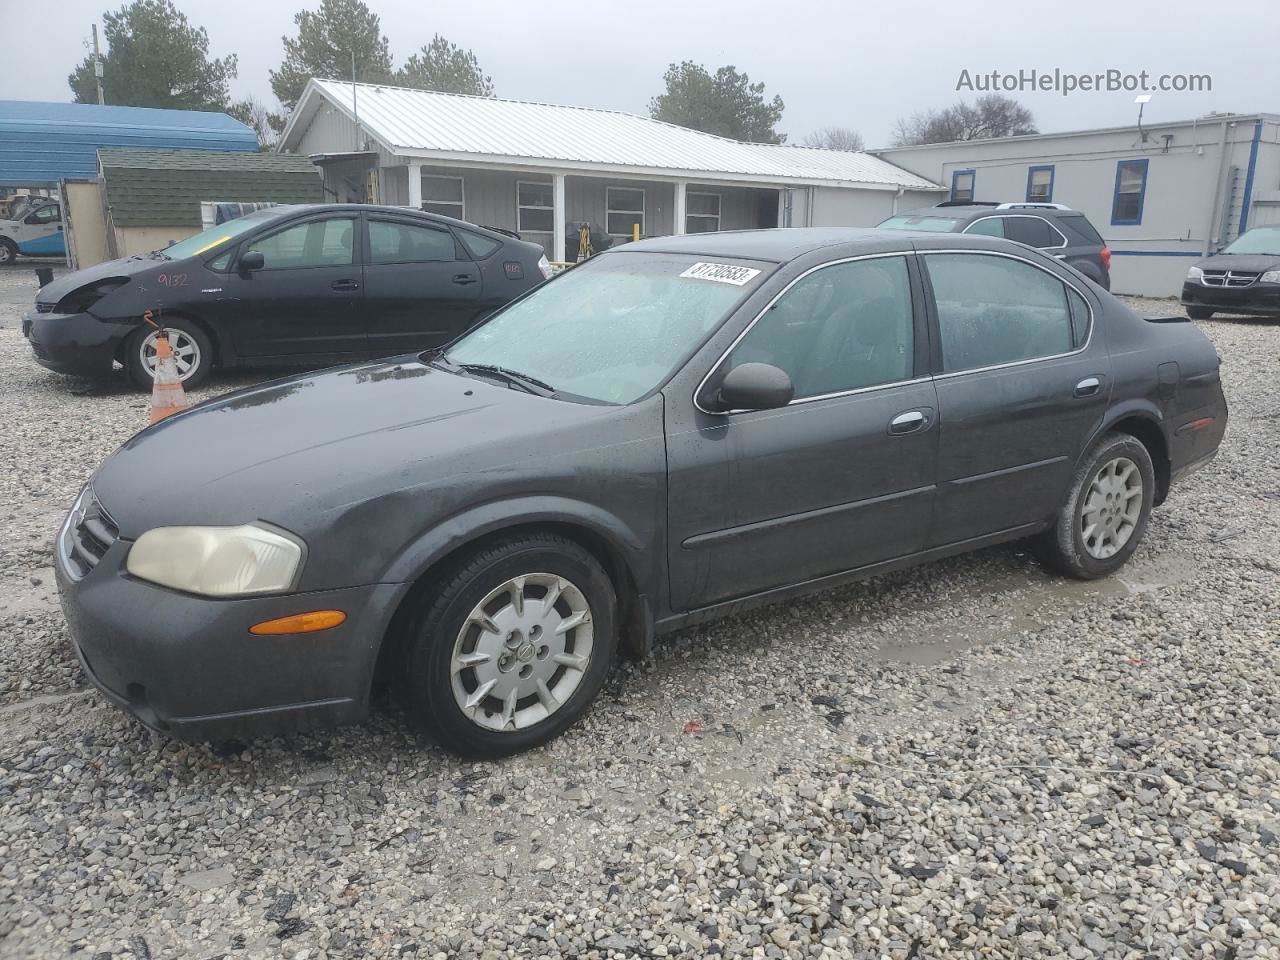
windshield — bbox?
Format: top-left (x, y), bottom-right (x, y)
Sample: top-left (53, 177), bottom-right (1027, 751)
top-left (877, 215), bottom-right (962, 233)
top-left (158, 211), bottom-right (280, 260)
top-left (1222, 227), bottom-right (1280, 256)
top-left (444, 252), bottom-right (772, 404)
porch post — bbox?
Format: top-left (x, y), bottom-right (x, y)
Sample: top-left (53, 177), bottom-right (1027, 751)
top-left (407, 162), bottom-right (422, 209)
top-left (674, 180), bottom-right (687, 235)
top-left (552, 173), bottom-right (566, 262)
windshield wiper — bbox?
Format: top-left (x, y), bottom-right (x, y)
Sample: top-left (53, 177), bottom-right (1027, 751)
top-left (456, 362), bottom-right (557, 398)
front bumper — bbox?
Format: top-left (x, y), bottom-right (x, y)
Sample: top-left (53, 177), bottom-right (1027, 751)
top-left (1181, 281), bottom-right (1280, 317)
top-left (55, 495), bottom-right (403, 742)
top-left (24, 309), bottom-right (130, 377)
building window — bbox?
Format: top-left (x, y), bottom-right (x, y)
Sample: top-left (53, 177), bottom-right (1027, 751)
top-left (421, 175), bottom-right (464, 220)
top-left (950, 169), bottom-right (976, 203)
top-left (1111, 159), bottom-right (1148, 225)
top-left (1026, 165), bottom-right (1054, 203)
top-left (607, 187), bottom-right (645, 239)
top-left (517, 181), bottom-right (554, 234)
top-left (686, 192), bottom-right (721, 233)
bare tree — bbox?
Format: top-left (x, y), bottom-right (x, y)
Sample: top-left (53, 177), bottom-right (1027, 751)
top-left (893, 94), bottom-right (1036, 146)
top-left (229, 97), bottom-right (284, 150)
top-left (802, 126), bottom-right (865, 152)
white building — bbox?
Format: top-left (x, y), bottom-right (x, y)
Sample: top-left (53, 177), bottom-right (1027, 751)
top-left (277, 79), bottom-right (943, 262)
top-left (875, 113), bottom-right (1280, 296)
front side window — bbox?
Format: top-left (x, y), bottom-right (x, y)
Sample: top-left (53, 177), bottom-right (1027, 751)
top-left (926, 253), bottom-right (1077, 372)
top-left (1111, 159), bottom-right (1148, 225)
top-left (517, 181), bottom-right (553, 234)
top-left (243, 217), bottom-right (354, 269)
top-left (724, 256), bottom-right (914, 400)
top-left (950, 169), bottom-right (975, 203)
top-left (446, 253), bottom-right (770, 404)
top-left (368, 219), bottom-right (456, 264)
top-left (421, 176), bottom-right (464, 220)
top-left (1026, 165), bottom-right (1054, 203)
top-left (686, 192), bottom-right (721, 233)
top-left (607, 187), bottom-right (645, 239)
top-left (29, 204), bottom-right (60, 224)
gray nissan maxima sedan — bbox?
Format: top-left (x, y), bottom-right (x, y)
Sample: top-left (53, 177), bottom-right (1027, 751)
top-left (57, 228), bottom-right (1227, 757)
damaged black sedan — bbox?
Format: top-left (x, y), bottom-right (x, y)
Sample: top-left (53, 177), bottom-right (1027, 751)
top-left (58, 228), bottom-right (1227, 757)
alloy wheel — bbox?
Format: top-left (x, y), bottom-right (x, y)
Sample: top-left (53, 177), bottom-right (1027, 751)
top-left (449, 572), bottom-right (594, 732)
top-left (139, 328), bottom-right (201, 381)
top-left (1080, 456), bottom-right (1143, 560)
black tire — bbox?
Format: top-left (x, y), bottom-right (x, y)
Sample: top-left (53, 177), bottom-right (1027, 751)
top-left (403, 534), bottom-right (617, 758)
top-left (124, 316), bottom-right (214, 391)
top-left (1037, 432), bottom-right (1156, 580)
top-left (0, 238), bottom-right (17, 266)
top-left (1186, 306), bottom-right (1213, 321)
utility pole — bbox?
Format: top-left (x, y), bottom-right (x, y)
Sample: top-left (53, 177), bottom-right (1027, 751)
top-left (92, 24), bottom-right (105, 105)
top-left (350, 50), bottom-right (360, 151)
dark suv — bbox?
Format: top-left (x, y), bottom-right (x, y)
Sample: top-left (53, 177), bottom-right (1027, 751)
top-left (878, 202), bottom-right (1111, 290)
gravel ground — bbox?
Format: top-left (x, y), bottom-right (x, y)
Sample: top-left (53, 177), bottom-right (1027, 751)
top-left (0, 265), bottom-right (1277, 960)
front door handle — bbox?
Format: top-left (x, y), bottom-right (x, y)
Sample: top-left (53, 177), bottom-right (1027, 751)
top-left (452, 273), bottom-right (478, 285)
top-left (1074, 376), bottom-right (1102, 398)
top-left (331, 279), bottom-right (360, 292)
top-left (888, 410), bottom-right (928, 435)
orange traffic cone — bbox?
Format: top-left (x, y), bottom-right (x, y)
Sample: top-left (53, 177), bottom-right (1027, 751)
top-left (149, 331), bottom-right (191, 423)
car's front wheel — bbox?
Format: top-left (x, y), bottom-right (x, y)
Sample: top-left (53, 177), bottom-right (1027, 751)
top-left (1186, 306), bottom-right (1214, 321)
top-left (0, 239), bottom-right (17, 266)
top-left (404, 534), bottom-right (618, 757)
top-left (1038, 432), bottom-right (1156, 579)
top-left (125, 318), bottom-right (213, 390)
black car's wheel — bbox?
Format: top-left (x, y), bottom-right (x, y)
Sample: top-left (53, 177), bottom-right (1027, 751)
top-left (1038, 432), bottom-right (1156, 580)
top-left (404, 534), bottom-right (617, 758)
top-left (0, 238), bottom-right (17, 266)
top-left (124, 317), bottom-right (213, 390)
top-left (1186, 306), bottom-right (1214, 320)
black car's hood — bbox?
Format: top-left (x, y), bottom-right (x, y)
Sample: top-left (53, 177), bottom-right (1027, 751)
top-left (92, 357), bottom-right (623, 539)
top-left (36, 254), bottom-right (165, 304)
top-left (1194, 253), bottom-right (1280, 273)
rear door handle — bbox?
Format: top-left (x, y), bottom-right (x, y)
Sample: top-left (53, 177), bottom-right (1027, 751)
top-left (1074, 376), bottom-right (1102, 398)
top-left (331, 279), bottom-right (360, 292)
top-left (452, 273), bottom-right (478, 285)
top-left (888, 410), bottom-right (928, 435)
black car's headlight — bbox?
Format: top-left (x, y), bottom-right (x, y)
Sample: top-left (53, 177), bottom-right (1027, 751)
top-left (53, 277), bottom-right (130, 314)
top-left (1186, 266), bottom-right (1204, 283)
top-left (126, 523), bottom-right (304, 597)
top-left (1261, 269), bottom-right (1280, 284)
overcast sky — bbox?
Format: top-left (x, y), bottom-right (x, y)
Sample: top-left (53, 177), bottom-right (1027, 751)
top-left (4, 0), bottom-right (1276, 147)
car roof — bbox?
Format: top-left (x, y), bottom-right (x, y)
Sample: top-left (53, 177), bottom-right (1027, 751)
top-left (620, 227), bottom-right (907, 263)
top-left (255, 203), bottom-right (512, 239)
top-left (893, 205), bottom-right (1087, 223)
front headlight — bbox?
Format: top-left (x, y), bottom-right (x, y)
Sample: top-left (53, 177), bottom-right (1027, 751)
top-left (1260, 269), bottom-right (1280, 284)
top-left (126, 523), bottom-right (304, 597)
top-left (1186, 266), bottom-right (1204, 282)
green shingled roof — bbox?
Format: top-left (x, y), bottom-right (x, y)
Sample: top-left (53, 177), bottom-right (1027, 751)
top-left (98, 148), bottom-right (322, 227)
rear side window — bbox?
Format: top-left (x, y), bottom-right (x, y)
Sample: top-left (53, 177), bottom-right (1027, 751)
top-left (368, 220), bottom-right (456, 264)
top-left (1056, 214), bottom-right (1104, 246)
top-left (726, 256), bottom-right (914, 399)
top-left (457, 229), bottom-right (503, 259)
top-left (1067, 287), bottom-right (1091, 346)
top-left (1005, 217), bottom-right (1063, 249)
top-left (926, 253), bottom-right (1075, 372)
top-left (965, 217), bottom-right (1005, 238)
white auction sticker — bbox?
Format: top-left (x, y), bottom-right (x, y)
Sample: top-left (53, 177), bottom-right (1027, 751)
top-left (679, 262), bottom-right (762, 286)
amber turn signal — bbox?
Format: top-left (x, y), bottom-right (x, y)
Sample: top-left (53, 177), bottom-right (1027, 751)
top-left (249, 610), bottom-right (347, 635)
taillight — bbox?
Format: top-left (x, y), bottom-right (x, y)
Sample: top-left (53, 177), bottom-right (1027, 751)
top-left (1100, 246), bottom-right (1112, 271)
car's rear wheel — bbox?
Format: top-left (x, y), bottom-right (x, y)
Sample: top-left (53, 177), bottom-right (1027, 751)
top-left (1186, 306), bottom-right (1213, 320)
top-left (125, 318), bottom-right (213, 390)
top-left (404, 534), bottom-right (617, 757)
top-left (1038, 432), bottom-right (1156, 580)
top-left (0, 239), bottom-right (17, 266)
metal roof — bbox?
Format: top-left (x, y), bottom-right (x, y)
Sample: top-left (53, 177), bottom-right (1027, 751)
top-left (0, 100), bottom-right (257, 187)
top-left (280, 80), bottom-right (942, 191)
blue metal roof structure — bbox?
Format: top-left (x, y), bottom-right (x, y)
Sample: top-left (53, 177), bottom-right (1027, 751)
top-left (0, 100), bottom-right (257, 187)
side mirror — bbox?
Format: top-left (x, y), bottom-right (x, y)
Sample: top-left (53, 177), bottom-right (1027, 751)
top-left (711, 362), bottom-right (794, 412)
top-left (239, 251), bottom-right (265, 273)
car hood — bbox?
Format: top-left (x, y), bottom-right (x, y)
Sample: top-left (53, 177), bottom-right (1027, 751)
top-left (91, 357), bottom-right (625, 540)
top-left (1194, 253), bottom-right (1280, 273)
top-left (35, 255), bottom-right (165, 305)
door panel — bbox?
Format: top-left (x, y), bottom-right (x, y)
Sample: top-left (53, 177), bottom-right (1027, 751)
top-left (665, 253), bottom-right (938, 611)
top-left (923, 251), bottom-right (1110, 545)
top-left (362, 217), bottom-right (483, 357)
top-left (217, 215), bottom-right (365, 361)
